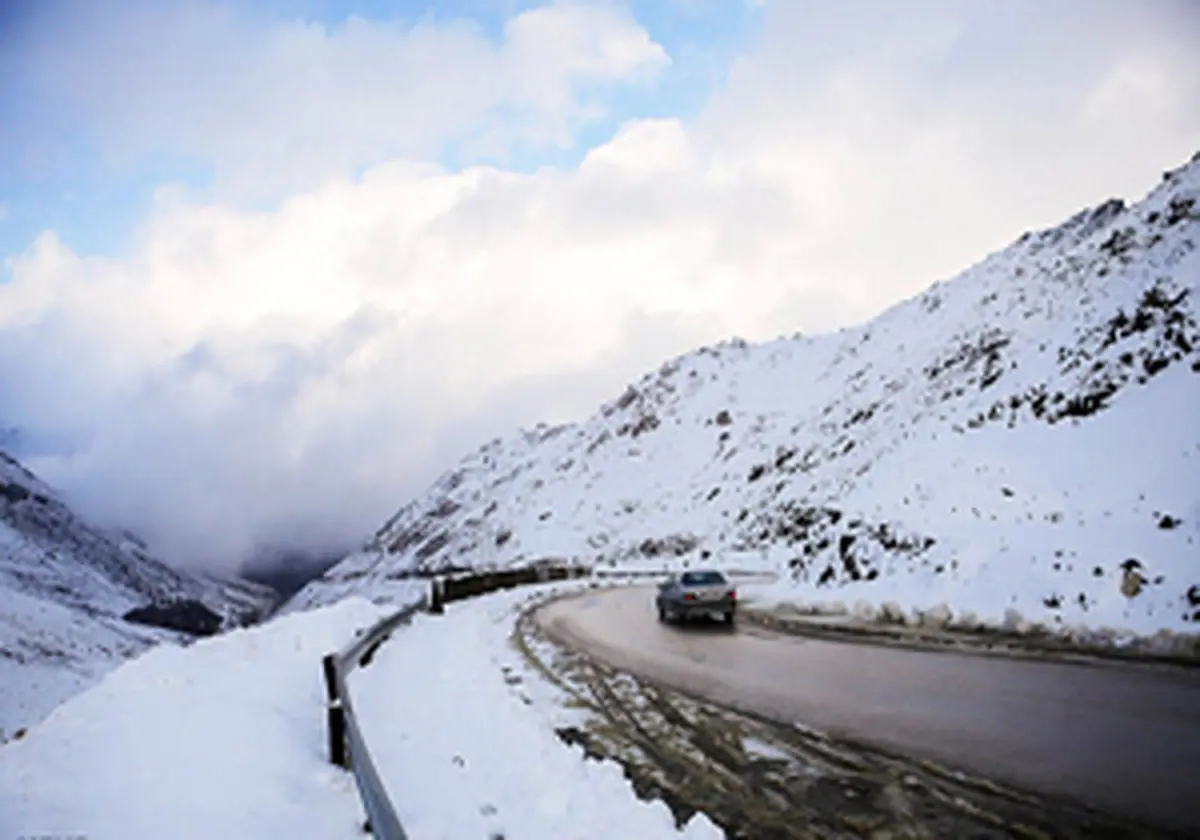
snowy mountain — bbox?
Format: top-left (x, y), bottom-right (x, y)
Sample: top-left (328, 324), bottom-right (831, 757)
top-left (0, 451), bottom-right (277, 737)
top-left (294, 153), bottom-right (1199, 636)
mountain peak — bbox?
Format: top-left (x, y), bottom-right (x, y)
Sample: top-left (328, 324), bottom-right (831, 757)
top-left (292, 154), bottom-right (1199, 636)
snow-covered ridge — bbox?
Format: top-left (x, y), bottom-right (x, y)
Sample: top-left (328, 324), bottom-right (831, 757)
top-left (1, 450), bottom-right (277, 736)
top-left (1, 450), bottom-right (275, 625)
top-left (296, 152), bottom-right (1200, 636)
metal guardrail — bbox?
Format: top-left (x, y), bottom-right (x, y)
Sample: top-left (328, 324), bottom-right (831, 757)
top-left (438, 563), bottom-right (589, 602)
top-left (321, 563), bottom-right (591, 839)
top-left (323, 599), bottom-right (426, 840)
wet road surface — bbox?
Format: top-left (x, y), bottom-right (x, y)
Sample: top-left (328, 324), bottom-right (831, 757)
top-left (537, 586), bottom-right (1200, 834)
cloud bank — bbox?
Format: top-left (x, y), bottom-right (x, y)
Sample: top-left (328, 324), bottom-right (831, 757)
top-left (14, 0), bottom-right (669, 197)
top-left (1, 0), bottom-right (1198, 572)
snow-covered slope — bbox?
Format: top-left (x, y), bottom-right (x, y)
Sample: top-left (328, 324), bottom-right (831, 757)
top-left (0, 585), bottom-right (723, 840)
top-left (295, 153), bottom-right (1200, 635)
top-left (0, 451), bottom-right (277, 737)
top-left (0, 597), bottom-right (389, 839)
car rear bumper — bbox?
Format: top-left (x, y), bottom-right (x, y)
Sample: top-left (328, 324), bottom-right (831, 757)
top-left (673, 601), bottom-right (736, 619)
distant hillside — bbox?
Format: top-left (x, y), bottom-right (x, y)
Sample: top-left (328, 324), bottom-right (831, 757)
top-left (241, 547), bottom-right (346, 600)
top-left (292, 153), bottom-right (1199, 636)
top-left (1, 451), bottom-right (277, 737)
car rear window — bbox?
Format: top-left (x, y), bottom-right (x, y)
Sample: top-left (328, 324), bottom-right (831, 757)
top-left (680, 571), bottom-right (726, 585)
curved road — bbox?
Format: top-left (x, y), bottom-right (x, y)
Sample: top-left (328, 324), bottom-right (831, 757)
top-left (537, 586), bottom-right (1200, 834)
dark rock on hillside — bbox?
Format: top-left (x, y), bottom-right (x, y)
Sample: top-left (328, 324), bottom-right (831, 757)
top-left (124, 600), bottom-right (224, 636)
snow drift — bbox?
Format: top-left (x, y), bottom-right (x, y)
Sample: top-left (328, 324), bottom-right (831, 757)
top-left (0, 598), bottom-right (386, 839)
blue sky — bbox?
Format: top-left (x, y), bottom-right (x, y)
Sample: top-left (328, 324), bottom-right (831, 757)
top-left (0, 0), bottom-right (761, 262)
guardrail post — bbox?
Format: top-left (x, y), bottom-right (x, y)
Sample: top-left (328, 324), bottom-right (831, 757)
top-left (322, 653), bottom-right (339, 704)
top-left (322, 653), bottom-right (348, 768)
top-left (429, 578), bottom-right (444, 614)
top-left (328, 698), bottom-right (347, 768)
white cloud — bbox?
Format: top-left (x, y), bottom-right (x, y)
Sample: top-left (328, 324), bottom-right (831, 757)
top-left (1, 146), bottom-right (772, 567)
top-left (23, 1), bottom-right (668, 199)
top-left (2, 0), bottom-right (1198, 572)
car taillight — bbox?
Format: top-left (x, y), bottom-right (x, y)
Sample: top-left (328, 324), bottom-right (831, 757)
top-left (683, 593), bottom-right (696, 601)
top-left (728, 589), bottom-right (737, 601)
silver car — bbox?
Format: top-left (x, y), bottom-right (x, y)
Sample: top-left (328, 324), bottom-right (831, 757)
top-left (656, 570), bottom-right (737, 625)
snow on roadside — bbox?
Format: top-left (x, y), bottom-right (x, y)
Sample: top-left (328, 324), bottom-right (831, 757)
top-left (0, 597), bottom-right (391, 840)
top-left (351, 582), bottom-right (724, 840)
top-left (0, 584), bottom-right (173, 741)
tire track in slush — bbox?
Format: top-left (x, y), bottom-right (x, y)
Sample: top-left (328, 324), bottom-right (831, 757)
top-left (515, 599), bottom-right (1174, 840)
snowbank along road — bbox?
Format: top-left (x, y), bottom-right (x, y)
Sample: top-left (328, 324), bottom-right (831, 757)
top-left (537, 585), bottom-right (1200, 836)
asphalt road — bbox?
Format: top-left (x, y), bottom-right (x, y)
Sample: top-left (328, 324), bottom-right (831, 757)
top-left (537, 585), bottom-right (1200, 834)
